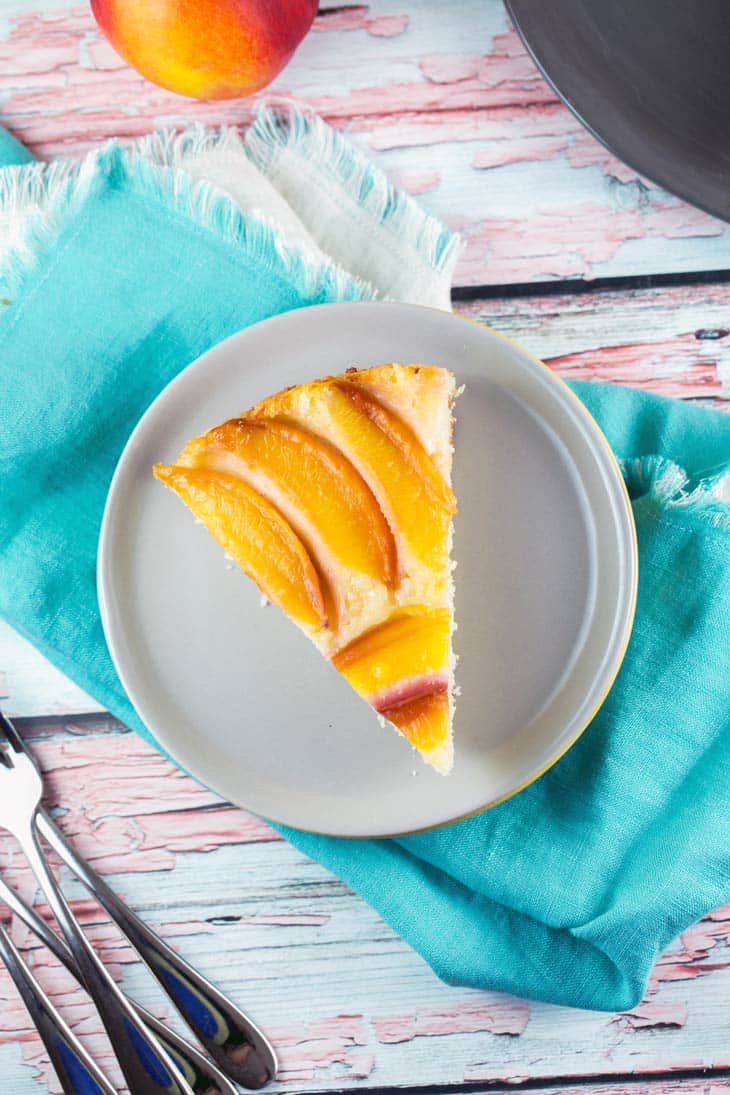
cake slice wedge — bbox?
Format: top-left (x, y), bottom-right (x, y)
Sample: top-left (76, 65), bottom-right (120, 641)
top-left (154, 363), bottom-right (458, 773)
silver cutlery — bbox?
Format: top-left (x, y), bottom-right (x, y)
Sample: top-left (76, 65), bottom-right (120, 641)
top-left (0, 710), bottom-right (195, 1095)
top-left (36, 806), bottom-right (277, 1089)
top-left (0, 708), bottom-right (278, 1088)
top-left (0, 918), bottom-right (119, 1095)
top-left (0, 876), bottom-right (238, 1095)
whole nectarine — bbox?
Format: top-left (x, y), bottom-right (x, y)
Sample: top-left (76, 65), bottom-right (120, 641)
top-left (91, 0), bottom-right (319, 100)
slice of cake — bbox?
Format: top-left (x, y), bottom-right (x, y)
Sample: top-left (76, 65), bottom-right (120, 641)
top-left (154, 364), bottom-right (458, 773)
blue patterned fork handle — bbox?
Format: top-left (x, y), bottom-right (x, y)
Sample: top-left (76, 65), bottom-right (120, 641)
top-left (0, 878), bottom-right (237, 1095)
top-left (36, 806), bottom-right (277, 1089)
top-left (0, 918), bottom-right (119, 1095)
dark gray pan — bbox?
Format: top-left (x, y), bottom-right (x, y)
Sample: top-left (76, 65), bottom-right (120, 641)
top-left (507, 0), bottom-right (730, 221)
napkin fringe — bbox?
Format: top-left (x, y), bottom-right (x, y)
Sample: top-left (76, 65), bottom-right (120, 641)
top-left (246, 103), bottom-right (460, 276)
top-left (621, 455), bottom-right (730, 529)
top-left (133, 122), bottom-right (247, 170)
top-left (0, 139), bottom-right (376, 305)
top-left (0, 157), bottom-right (89, 294)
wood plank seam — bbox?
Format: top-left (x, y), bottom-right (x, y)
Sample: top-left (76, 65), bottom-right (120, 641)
top-left (451, 268), bottom-right (730, 301)
top-left (333, 1076), bottom-right (730, 1095)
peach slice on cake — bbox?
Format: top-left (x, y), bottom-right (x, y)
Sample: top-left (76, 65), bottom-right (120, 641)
top-left (153, 464), bottom-right (327, 630)
top-left (385, 692), bottom-right (451, 761)
top-left (252, 376), bottom-right (456, 571)
top-left (332, 606), bottom-right (453, 772)
top-left (171, 416), bottom-right (402, 638)
top-left (154, 363), bottom-right (458, 773)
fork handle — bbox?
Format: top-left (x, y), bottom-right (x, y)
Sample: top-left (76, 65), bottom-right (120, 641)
top-left (38, 807), bottom-right (277, 1089)
top-left (18, 817), bottom-right (194, 1095)
top-left (0, 921), bottom-right (119, 1095)
top-left (0, 876), bottom-right (238, 1095)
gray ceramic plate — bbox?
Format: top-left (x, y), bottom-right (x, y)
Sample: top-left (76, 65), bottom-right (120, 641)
top-left (98, 302), bottom-right (636, 836)
top-left (507, 0), bottom-right (730, 223)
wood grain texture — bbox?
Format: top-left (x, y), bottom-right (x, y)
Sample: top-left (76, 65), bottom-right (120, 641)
top-left (2, 0), bottom-right (730, 287)
top-left (1, 0), bottom-right (729, 1091)
top-left (457, 282), bottom-right (730, 406)
top-left (479, 1084), bottom-right (730, 1095)
top-left (0, 717), bottom-right (727, 1095)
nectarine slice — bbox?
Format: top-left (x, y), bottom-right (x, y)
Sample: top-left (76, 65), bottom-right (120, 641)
top-left (178, 417), bottom-right (398, 590)
top-left (332, 606), bottom-right (450, 711)
top-left (343, 364), bottom-right (456, 480)
top-left (331, 380), bottom-right (455, 568)
top-left (381, 690), bottom-right (450, 754)
top-left (338, 380), bottom-right (456, 510)
top-left (253, 378), bottom-right (455, 569)
top-left (153, 464), bottom-right (327, 630)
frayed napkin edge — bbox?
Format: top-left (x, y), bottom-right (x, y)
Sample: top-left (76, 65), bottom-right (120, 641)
top-left (621, 454), bottom-right (730, 530)
top-left (0, 134), bottom-right (379, 308)
top-left (0, 105), bottom-right (460, 312)
top-left (132, 105), bottom-right (461, 282)
top-left (246, 103), bottom-right (461, 277)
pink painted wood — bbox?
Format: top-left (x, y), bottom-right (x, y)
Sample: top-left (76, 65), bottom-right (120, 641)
top-left (1, 0), bottom-right (730, 287)
top-left (0, 2), bottom-right (729, 1093)
top-left (0, 717), bottom-right (728, 1095)
top-left (458, 283), bottom-right (730, 406)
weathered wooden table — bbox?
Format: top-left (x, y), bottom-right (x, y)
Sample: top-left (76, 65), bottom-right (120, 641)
top-left (1, 2), bottom-right (729, 1093)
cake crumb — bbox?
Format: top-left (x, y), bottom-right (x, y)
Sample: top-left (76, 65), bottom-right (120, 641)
top-left (260, 594), bottom-right (270, 607)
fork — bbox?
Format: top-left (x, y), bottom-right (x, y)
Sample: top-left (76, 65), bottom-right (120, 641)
top-left (36, 806), bottom-right (277, 1088)
top-left (0, 876), bottom-right (237, 1095)
top-left (0, 704), bottom-right (277, 1088)
top-left (0, 711), bottom-right (194, 1095)
top-left (0, 917), bottom-right (119, 1095)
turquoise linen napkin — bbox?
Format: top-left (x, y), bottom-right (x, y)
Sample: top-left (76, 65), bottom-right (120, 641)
top-left (1, 116), bottom-right (728, 1014)
top-left (0, 128), bottom-right (33, 167)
